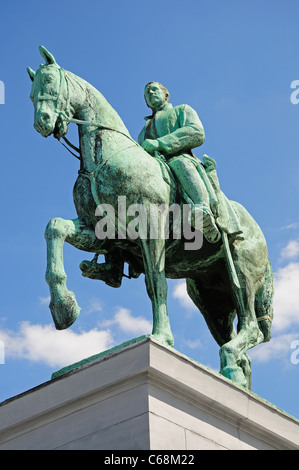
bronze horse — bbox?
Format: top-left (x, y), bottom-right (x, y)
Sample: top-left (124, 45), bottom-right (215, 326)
top-left (28, 46), bottom-right (273, 389)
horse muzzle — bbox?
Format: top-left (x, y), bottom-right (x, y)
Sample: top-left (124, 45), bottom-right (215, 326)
top-left (34, 111), bottom-right (56, 137)
top-left (34, 112), bottom-right (67, 139)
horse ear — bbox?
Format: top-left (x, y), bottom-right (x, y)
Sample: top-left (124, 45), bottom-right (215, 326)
top-left (39, 45), bottom-right (56, 65)
top-left (27, 67), bottom-right (36, 82)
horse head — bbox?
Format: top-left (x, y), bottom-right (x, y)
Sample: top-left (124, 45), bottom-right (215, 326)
top-left (27, 46), bottom-right (71, 139)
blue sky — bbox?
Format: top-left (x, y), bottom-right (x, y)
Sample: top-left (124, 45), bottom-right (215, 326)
top-left (0, 0), bottom-right (299, 421)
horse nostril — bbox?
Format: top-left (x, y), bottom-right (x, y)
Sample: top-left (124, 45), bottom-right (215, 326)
top-left (41, 112), bottom-right (50, 122)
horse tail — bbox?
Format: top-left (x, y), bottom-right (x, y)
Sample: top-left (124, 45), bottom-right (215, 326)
top-left (255, 260), bottom-right (274, 342)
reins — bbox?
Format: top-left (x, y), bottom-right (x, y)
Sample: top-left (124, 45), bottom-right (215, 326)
top-left (55, 110), bottom-right (141, 161)
top-left (57, 136), bottom-right (81, 160)
top-left (60, 111), bottom-right (140, 147)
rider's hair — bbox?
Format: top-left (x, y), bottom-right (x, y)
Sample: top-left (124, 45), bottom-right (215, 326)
top-left (144, 82), bottom-right (170, 106)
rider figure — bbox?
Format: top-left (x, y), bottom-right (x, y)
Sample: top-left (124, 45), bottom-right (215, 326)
top-left (139, 81), bottom-right (220, 243)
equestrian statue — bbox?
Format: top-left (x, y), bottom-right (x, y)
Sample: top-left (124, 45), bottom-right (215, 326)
top-left (27, 46), bottom-right (274, 389)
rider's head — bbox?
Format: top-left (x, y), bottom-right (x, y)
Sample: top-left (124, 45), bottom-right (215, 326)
top-left (144, 82), bottom-right (169, 111)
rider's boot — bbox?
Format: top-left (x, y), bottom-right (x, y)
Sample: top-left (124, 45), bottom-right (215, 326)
top-left (79, 256), bottom-right (123, 288)
top-left (189, 204), bottom-right (221, 244)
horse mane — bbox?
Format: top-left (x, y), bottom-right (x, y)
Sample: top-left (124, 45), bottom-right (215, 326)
top-left (62, 68), bottom-right (130, 136)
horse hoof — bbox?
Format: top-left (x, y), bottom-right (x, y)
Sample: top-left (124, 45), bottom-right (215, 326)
top-left (151, 331), bottom-right (174, 348)
top-left (49, 291), bottom-right (81, 330)
top-left (220, 365), bottom-right (248, 388)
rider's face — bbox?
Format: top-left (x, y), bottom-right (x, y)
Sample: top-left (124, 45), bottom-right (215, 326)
top-left (145, 83), bottom-right (167, 110)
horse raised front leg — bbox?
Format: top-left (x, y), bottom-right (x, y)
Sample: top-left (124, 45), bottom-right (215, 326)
top-left (140, 236), bottom-right (174, 347)
top-left (45, 217), bottom-right (99, 330)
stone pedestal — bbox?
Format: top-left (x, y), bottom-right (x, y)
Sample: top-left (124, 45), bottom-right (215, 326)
top-left (0, 337), bottom-right (298, 450)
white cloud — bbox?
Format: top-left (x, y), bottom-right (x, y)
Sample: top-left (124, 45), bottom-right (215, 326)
top-left (86, 298), bottom-right (103, 314)
top-left (38, 296), bottom-right (50, 305)
top-left (113, 308), bottom-right (152, 335)
top-left (273, 262), bottom-right (299, 331)
top-left (172, 280), bottom-right (196, 310)
top-left (280, 239), bottom-right (299, 261)
top-left (280, 222), bottom-right (299, 231)
top-left (184, 338), bottom-right (202, 349)
top-left (101, 307), bottom-right (151, 335)
top-left (0, 305), bottom-right (151, 369)
top-left (0, 322), bottom-right (113, 368)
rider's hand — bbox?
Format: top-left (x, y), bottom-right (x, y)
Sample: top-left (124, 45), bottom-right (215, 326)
top-left (142, 139), bottom-right (160, 155)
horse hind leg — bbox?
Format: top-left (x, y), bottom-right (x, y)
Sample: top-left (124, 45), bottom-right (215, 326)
top-left (186, 278), bottom-right (251, 382)
top-left (255, 260), bottom-right (274, 342)
top-left (220, 261), bottom-right (274, 389)
top-left (45, 217), bottom-right (100, 330)
top-left (219, 285), bottom-right (265, 389)
top-left (186, 277), bottom-right (236, 345)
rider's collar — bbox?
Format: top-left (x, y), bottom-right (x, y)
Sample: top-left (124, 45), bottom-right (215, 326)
top-left (144, 102), bottom-right (173, 120)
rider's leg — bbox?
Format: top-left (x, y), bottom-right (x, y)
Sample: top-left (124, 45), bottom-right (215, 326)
top-left (168, 157), bottom-right (220, 243)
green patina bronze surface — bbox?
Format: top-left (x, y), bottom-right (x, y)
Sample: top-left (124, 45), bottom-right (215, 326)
top-left (28, 46), bottom-right (274, 390)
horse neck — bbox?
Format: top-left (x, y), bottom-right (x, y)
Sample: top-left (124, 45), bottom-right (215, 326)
top-left (65, 71), bottom-right (130, 172)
